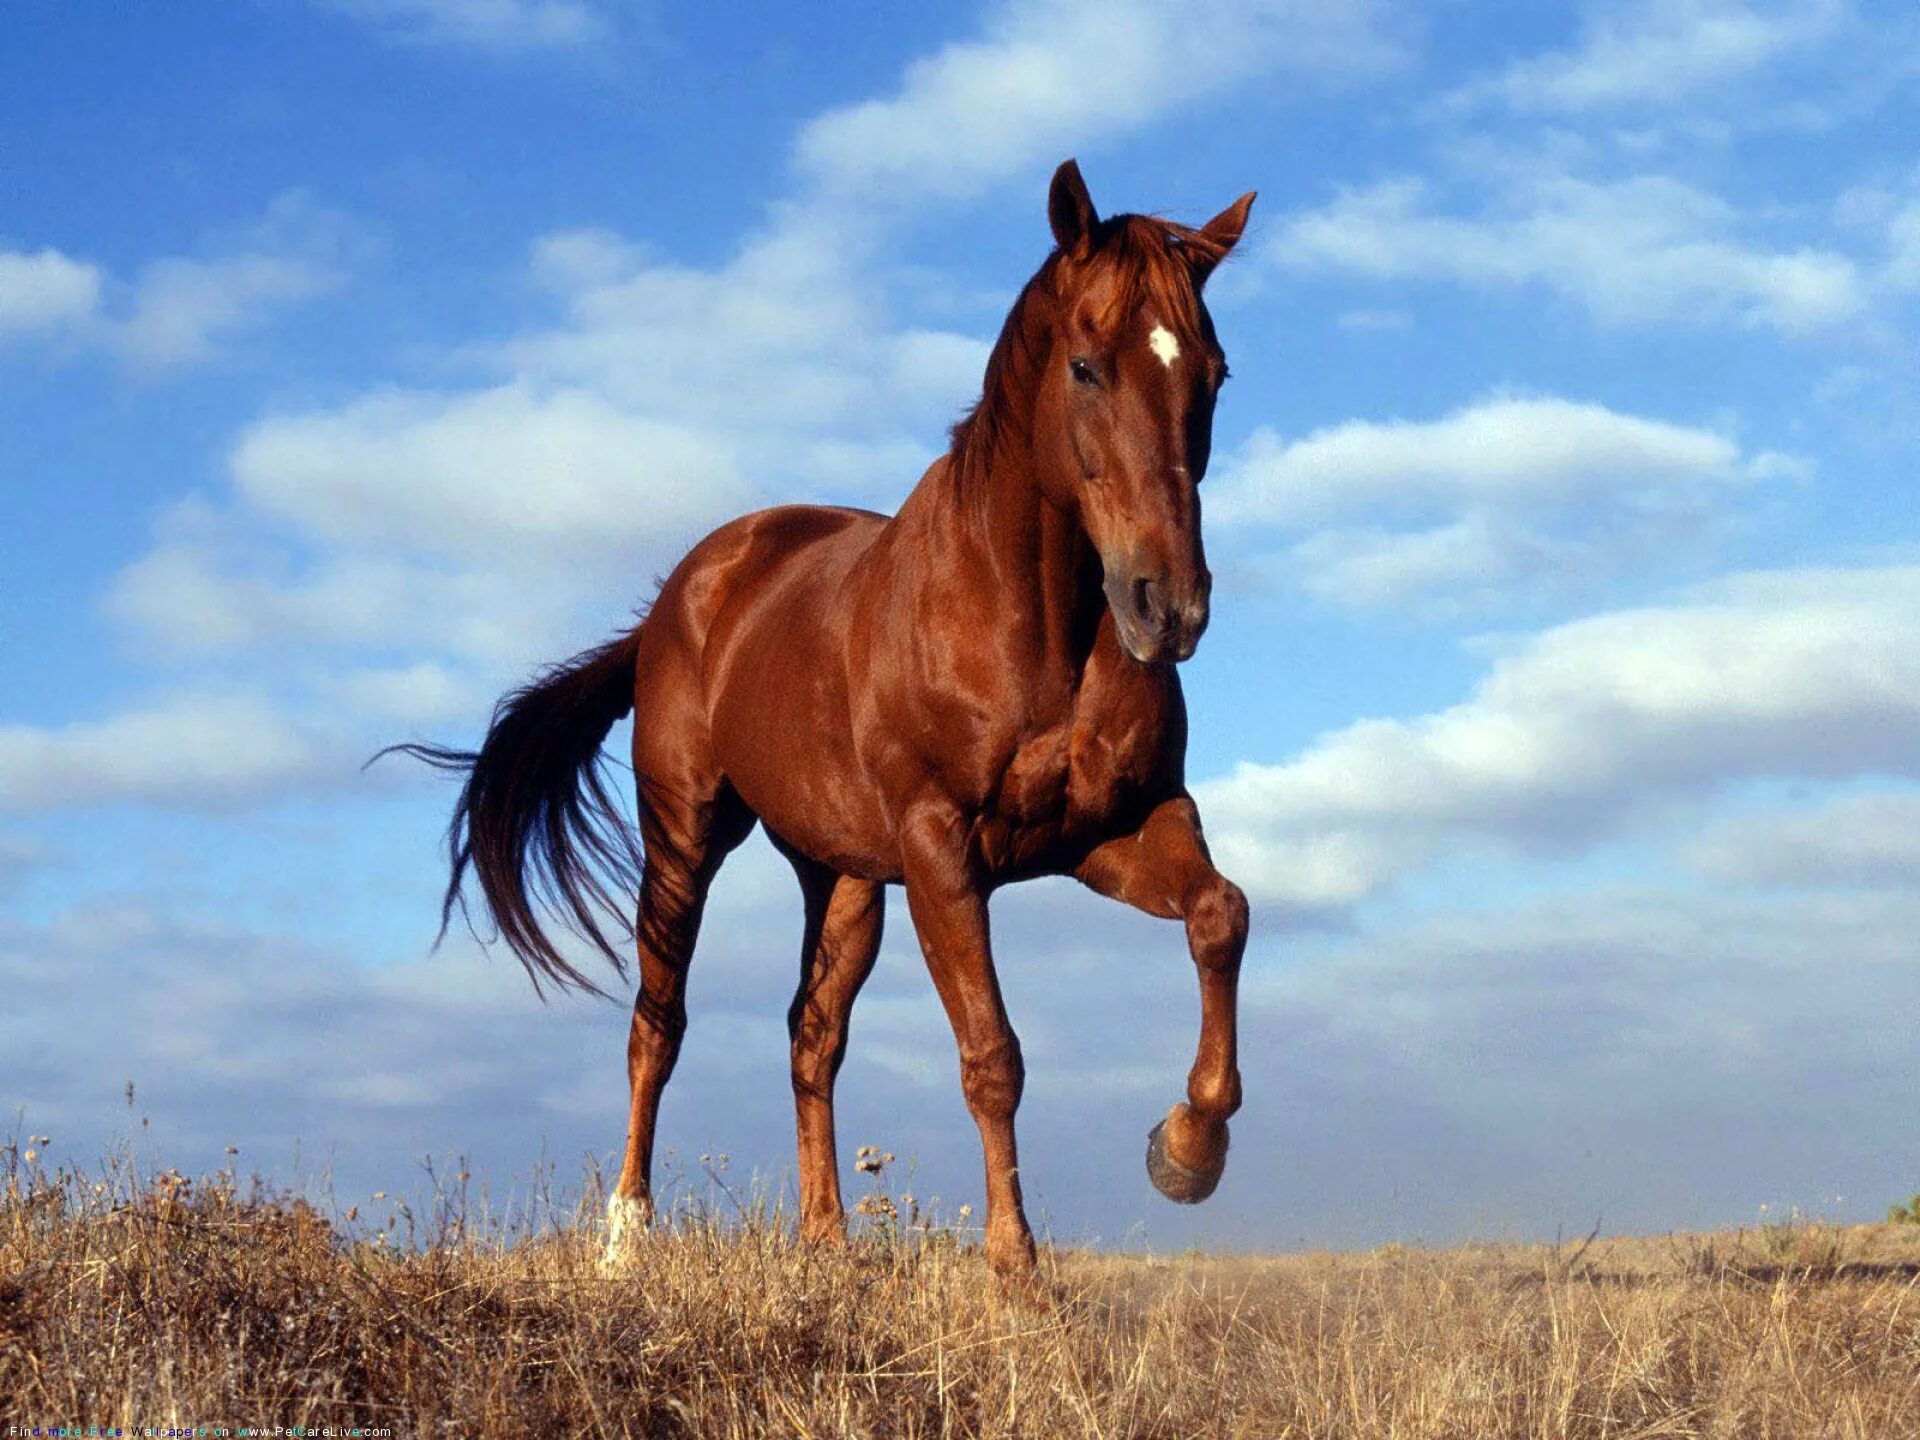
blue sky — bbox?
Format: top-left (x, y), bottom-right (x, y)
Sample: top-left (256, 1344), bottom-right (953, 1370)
top-left (4, 0), bottom-right (1919, 1251)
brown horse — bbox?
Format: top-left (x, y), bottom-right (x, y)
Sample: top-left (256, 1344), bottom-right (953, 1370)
top-left (390, 160), bottom-right (1255, 1277)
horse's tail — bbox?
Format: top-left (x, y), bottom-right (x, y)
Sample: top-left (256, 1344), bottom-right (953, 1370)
top-left (374, 629), bottom-right (644, 1000)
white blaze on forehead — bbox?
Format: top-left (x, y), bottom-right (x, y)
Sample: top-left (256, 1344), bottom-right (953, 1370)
top-left (1148, 323), bottom-right (1181, 367)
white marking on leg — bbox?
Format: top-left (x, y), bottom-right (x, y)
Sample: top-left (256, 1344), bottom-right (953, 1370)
top-left (602, 1191), bottom-right (650, 1269)
top-left (1149, 324), bottom-right (1181, 367)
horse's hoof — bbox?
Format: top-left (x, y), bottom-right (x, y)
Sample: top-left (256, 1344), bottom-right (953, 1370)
top-left (985, 1224), bottom-right (1040, 1282)
top-left (1145, 1111), bottom-right (1225, 1204)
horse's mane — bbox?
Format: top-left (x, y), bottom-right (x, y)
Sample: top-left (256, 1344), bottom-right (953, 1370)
top-left (948, 213), bottom-right (1228, 478)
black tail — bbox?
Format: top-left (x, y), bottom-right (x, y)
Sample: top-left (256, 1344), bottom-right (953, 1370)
top-left (374, 630), bottom-right (643, 1000)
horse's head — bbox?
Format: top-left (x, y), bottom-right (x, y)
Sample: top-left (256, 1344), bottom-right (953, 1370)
top-left (1032, 160), bottom-right (1254, 665)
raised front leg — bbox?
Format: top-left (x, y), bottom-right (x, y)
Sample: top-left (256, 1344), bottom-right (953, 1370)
top-left (786, 864), bottom-right (884, 1244)
top-left (1076, 794), bottom-right (1249, 1204)
top-left (900, 805), bottom-right (1036, 1277)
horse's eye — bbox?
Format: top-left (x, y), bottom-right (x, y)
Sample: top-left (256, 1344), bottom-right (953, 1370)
top-left (1069, 357), bottom-right (1098, 386)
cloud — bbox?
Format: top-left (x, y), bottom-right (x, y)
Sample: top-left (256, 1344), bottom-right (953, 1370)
top-left (0, 869), bottom-right (969, 1238)
top-left (0, 247), bottom-right (104, 335)
top-left (794, 0), bottom-right (1399, 203)
top-left (1280, 514), bottom-right (1589, 614)
top-left (0, 836), bottom-right (55, 895)
top-left (1447, 0), bottom-right (1843, 114)
top-left (105, 0), bottom-right (1401, 674)
top-left (107, 222), bottom-right (976, 666)
top-left (116, 255), bottom-right (337, 370)
top-left (1686, 790), bottom-right (1920, 886)
top-left (1223, 881), bottom-right (1920, 1242)
top-left (0, 694), bottom-right (346, 814)
top-left (492, 220), bottom-right (985, 477)
top-left (0, 194), bottom-right (347, 370)
top-left (231, 383), bottom-right (750, 561)
top-left (1334, 308), bottom-right (1410, 332)
top-left (1210, 396), bottom-right (1787, 612)
top-left (1195, 565), bottom-right (1920, 912)
top-left (319, 0), bottom-right (612, 50)
top-left (10, 853), bottom-right (1918, 1249)
top-left (1213, 397), bottom-right (1752, 524)
top-left (1887, 200), bottom-right (1920, 290)
top-left (330, 663), bottom-right (481, 726)
top-left (108, 539), bottom-right (597, 667)
top-left (1268, 174), bottom-right (1863, 333)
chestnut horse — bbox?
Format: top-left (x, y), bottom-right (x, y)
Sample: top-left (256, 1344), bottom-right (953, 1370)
top-left (392, 161), bottom-right (1255, 1276)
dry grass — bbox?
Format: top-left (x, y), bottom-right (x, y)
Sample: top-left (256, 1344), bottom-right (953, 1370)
top-left (5, 1137), bottom-right (1920, 1438)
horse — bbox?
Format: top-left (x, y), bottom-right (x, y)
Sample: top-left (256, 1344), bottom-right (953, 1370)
top-left (388, 160), bottom-right (1256, 1277)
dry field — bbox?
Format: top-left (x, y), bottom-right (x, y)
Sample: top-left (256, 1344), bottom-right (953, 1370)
top-left (4, 1138), bottom-right (1920, 1438)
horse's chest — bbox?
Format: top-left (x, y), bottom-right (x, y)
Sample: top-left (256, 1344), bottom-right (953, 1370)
top-left (981, 670), bottom-right (1174, 871)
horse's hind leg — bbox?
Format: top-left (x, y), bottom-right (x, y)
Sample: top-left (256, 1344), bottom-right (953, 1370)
top-left (604, 781), bottom-right (754, 1258)
top-left (784, 860), bottom-right (884, 1244)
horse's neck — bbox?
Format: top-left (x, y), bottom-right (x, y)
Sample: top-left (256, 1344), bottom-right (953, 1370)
top-left (883, 277), bottom-right (1103, 680)
top-left (916, 438), bottom-right (1103, 676)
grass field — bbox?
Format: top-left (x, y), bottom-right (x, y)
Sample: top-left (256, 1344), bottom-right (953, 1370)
top-left (5, 1138), bottom-right (1919, 1438)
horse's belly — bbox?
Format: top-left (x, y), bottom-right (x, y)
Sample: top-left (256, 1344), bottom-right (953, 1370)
top-left (695, 508), bottom-right (902, 877)
top-left (708, 643), bottom-right (902, 878)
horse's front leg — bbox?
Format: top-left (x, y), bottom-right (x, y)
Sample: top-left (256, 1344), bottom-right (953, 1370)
top-left (1076, 794), bottom-right (1249, 1203)
top-left (900, 804), bottom-right (1037, 1277)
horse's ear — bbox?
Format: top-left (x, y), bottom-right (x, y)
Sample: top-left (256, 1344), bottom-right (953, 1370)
top-left (1049, 158), bottom-right (1099, 256)
top-left (1191, 190), bottom-right (1257, 284)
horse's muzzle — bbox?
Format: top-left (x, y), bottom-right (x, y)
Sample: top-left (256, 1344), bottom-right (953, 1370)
top-left (1105, 567), bottom-right (1210, 664)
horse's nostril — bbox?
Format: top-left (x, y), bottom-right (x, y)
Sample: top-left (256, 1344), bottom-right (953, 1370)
top-left (1132, 576), bottom-right (1161, 626)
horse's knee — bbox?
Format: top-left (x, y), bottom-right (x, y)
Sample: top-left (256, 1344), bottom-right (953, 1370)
top-left (958, 1033), bottom-right (1024, 1121)
top-left (1186, 874), bottom-right (1248, 974)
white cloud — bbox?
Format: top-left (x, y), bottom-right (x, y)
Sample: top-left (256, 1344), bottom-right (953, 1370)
top-left (9, 862), bottom-right (1917, 1249)
top-left (0, 695), bottom-right (344, 813)
top-left (1269, 174), bottom-right (1863, 332)
top-left (0, 836), bottom-right (54, 895)
top-left (117, 254), bottom-right (337, 370)
top-left (107, 207), bottom-right (982, 665)
top-left (107, 0), bottom-right (1396, 672)
top-left (1210, 396), bottom-right (1782, 612)
top-left (1448, 0), bottom-right (1843, 113)
top-left (1213, 396), bottom-right (1748, 525)
top-left (795, 0), bottom-right (1398, 202)
top-left (1334, 308), bottom-right (1410, 332)
top-left (109, 221), bottom-right (973, 664)
top-left (1221, 880), bottom-right (1920, 1239)
top-left (1886, 200), bottom-right (1920, 290)
top-left (0, 247), bottom-right (103, 335)
top-left (1196, 565), bottom-right (1920, 910)
top-left (107, 540), bottom-right (579, 665)
top-left (1255, 884), bottom-right (1920, 1104)
top-left (494, 219), bottom-right (985, 468)
top-left (1686, 791), bottom-right (1920, 886)
top-left (231, 383), bottom-right (750, 561)
top-left (0, 195), bottom-right (346, 370)
top-left (331, 663), bottom-right (479, 725)
top-left (321, 0), bottom-right (611, 49)
top-left (1282, 514), bottom-right (1584, 613)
